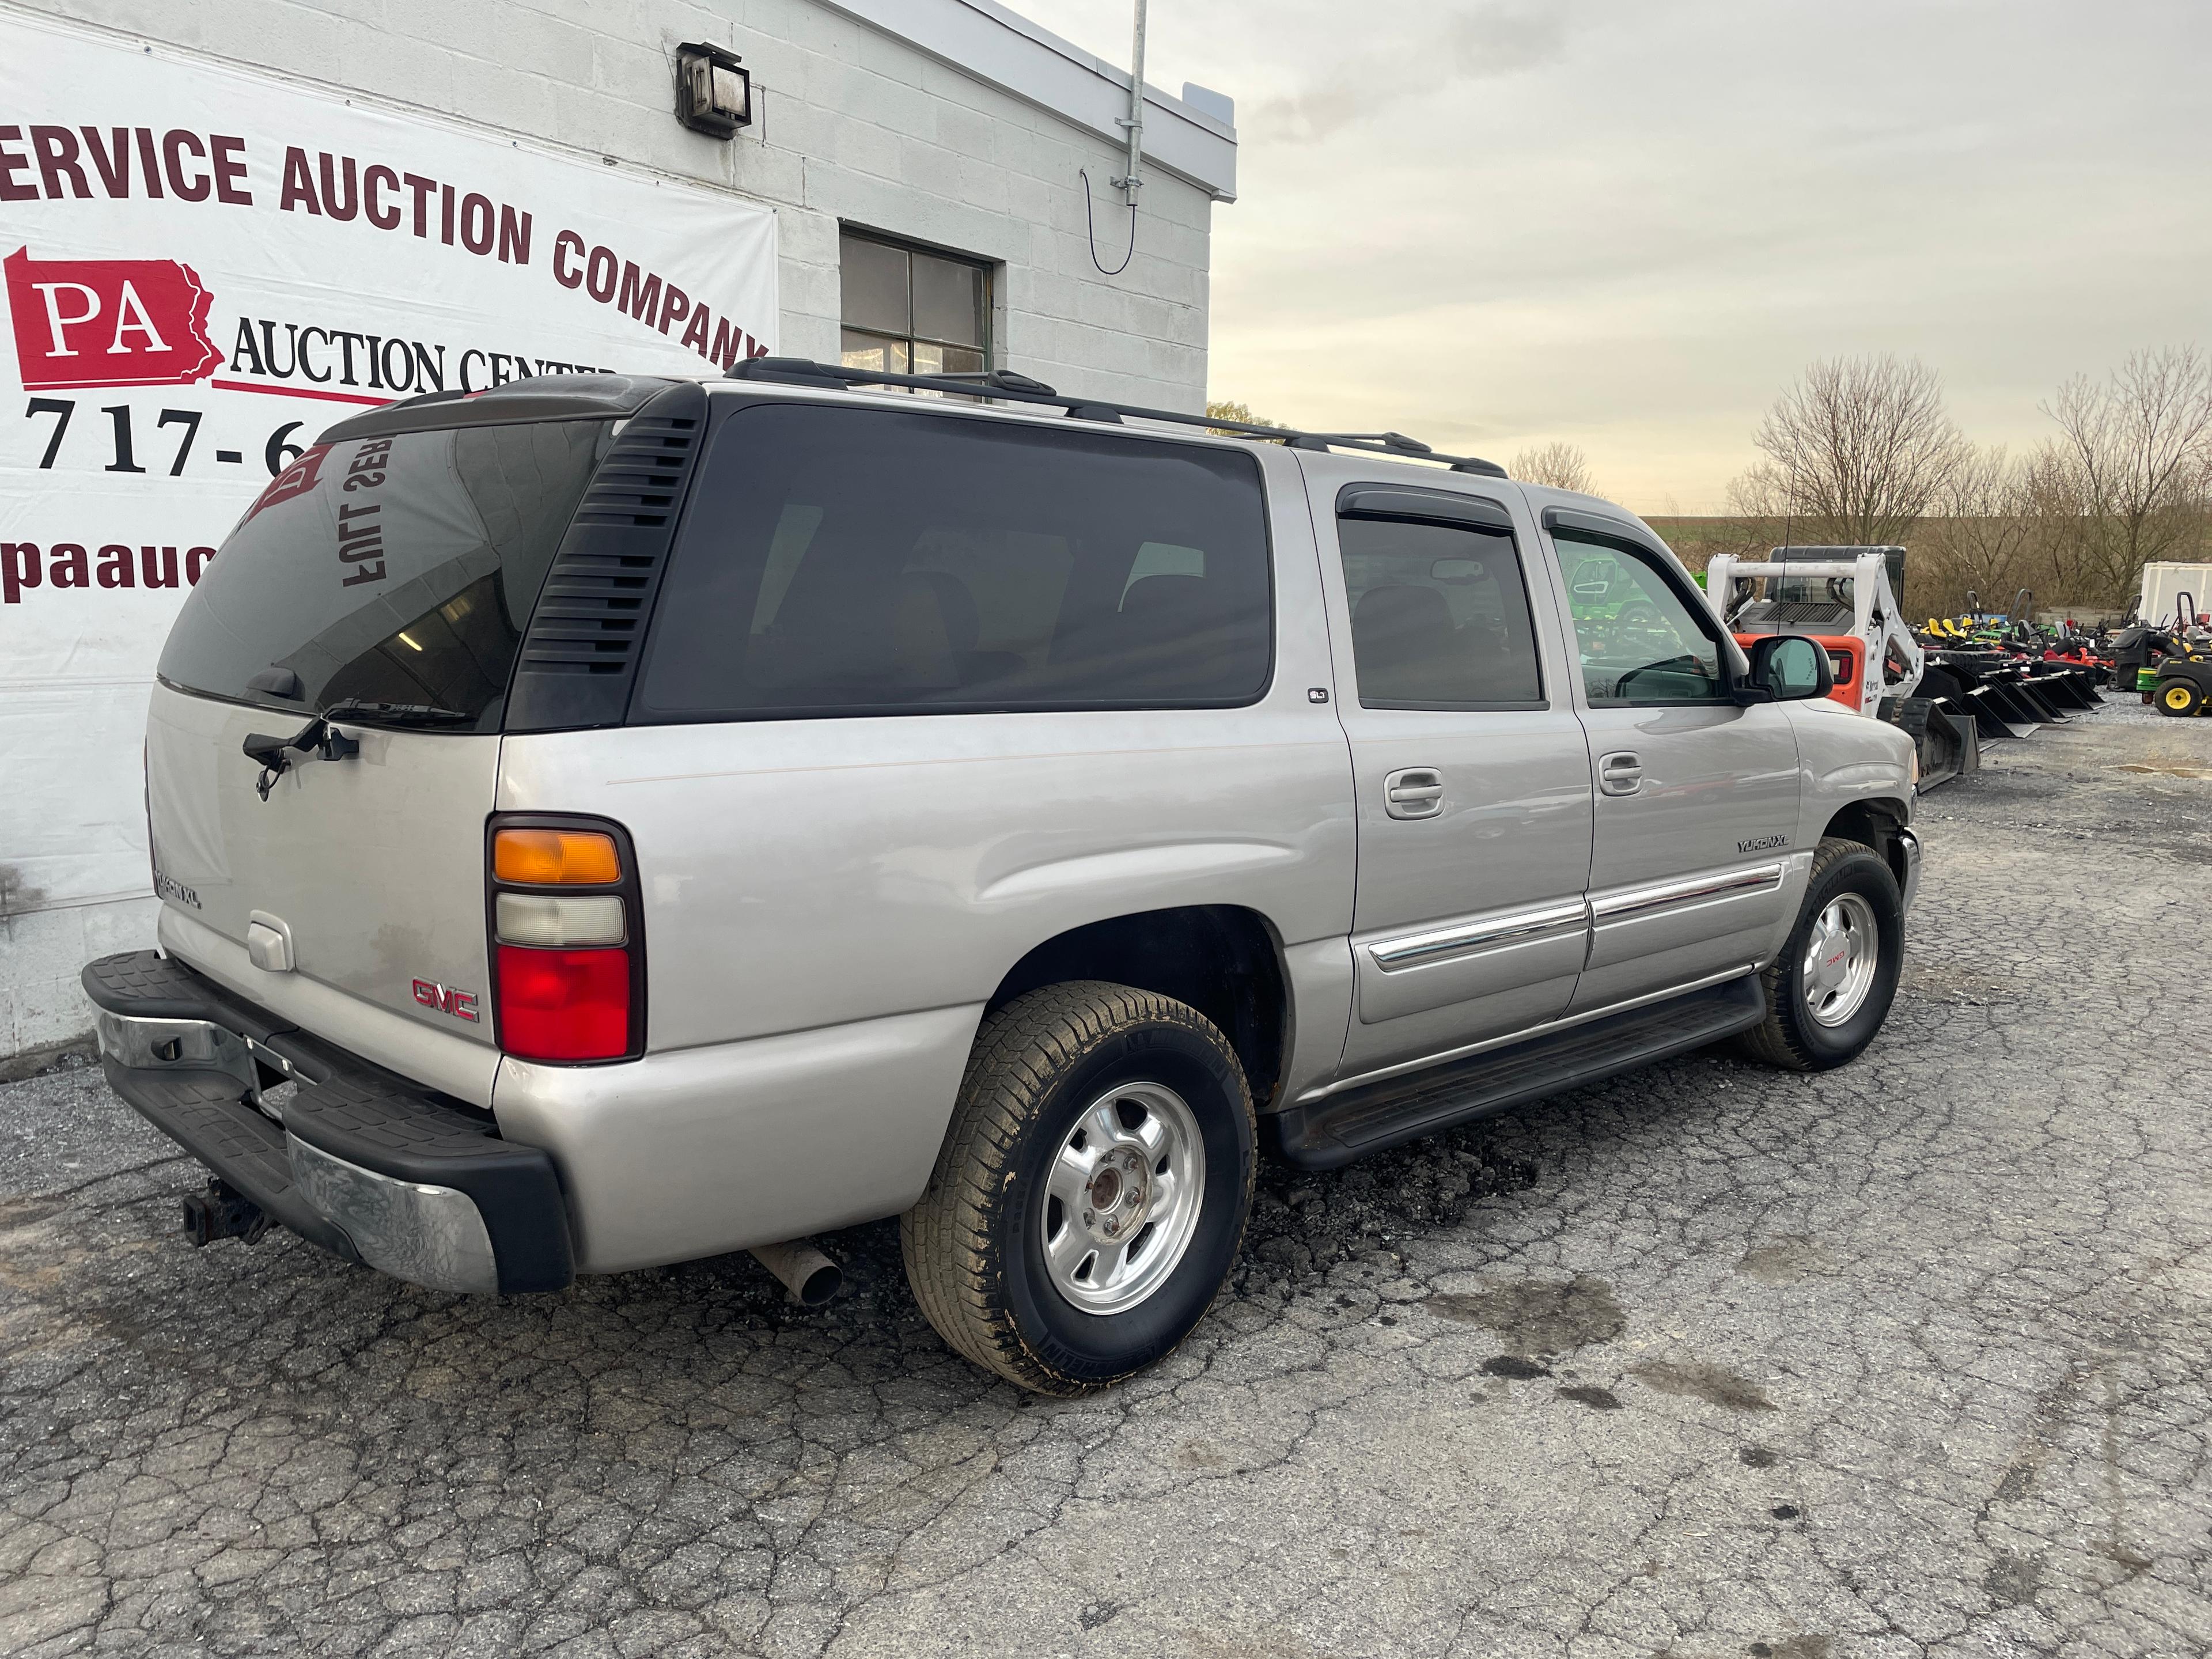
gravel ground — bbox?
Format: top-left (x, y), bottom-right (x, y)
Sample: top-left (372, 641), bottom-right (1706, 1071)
top-left (3, 693), bottom-right (2210, 1658)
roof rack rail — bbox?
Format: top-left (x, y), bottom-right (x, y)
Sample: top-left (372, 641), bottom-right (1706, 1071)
top-left (727, 357), bottom-right (1507, 477)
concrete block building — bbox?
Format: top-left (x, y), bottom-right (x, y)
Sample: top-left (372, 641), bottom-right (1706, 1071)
top-left (1, 0), bottom-right (1238, 1060)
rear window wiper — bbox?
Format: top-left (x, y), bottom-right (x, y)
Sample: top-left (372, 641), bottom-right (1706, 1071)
top-left (242, 700), bottom-right (475, 799)
top-left (319, 699), bottom-right (476, 728)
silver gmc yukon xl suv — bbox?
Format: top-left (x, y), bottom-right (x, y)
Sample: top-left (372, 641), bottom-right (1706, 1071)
top-left (86, 363), bottom-right (1920, 1395)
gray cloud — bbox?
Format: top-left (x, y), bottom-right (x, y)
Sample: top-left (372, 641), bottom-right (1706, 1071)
top-left (1245, 3), bottom-right (1569, 142)
top-left (1016, 0), bottom-right (2212, 510)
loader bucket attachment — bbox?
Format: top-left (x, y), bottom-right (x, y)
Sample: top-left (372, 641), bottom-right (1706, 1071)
top-left (1880, 696), bottom-right (1978, 790)
top-left (2007, 678), bottom-right (2070, 723)
top-left (1964, 684), bottom-right (2035, 739)
top-left (2029, 668), bottom-right (2099, 710)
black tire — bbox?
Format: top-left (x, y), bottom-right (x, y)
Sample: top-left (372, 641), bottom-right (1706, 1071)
top-left (2157, 679), bottom-right (2202, 717)
top-left (1735, 837), bottom-right (1904, 1073)
top-left (901, 982), bottom-right (1256, 1396)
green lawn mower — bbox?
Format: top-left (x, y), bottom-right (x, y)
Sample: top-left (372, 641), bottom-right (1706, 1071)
top-left (2154, 654), bottom-right (2212, 717)
top-left (2119, 589), bottom-right (2212, 716)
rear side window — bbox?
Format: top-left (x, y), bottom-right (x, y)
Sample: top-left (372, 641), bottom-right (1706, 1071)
top-left (158, 420), bottom-right (614, 729)
top-left (632, 404), bottom-right (1272, 720)
top-left (1338, 516), bottom-right (1544, 708)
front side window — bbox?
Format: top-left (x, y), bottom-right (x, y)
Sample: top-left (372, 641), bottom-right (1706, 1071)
top-left (633, 404), bottom-right (1272, 719)
top-left (1555, 533), bottom-right (1724, 704)
top-left (1338, 516), bottom-right (1543, 708)
top-left (839, 231), bottom-right (991, 380)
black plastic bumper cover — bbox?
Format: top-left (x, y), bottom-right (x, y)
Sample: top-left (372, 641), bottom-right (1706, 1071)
top-left (83, 951), bottom-right (573, 1294)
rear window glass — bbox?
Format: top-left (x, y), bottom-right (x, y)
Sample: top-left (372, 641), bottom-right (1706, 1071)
top-left (158, 420), bottom-right (614, 729)
top-left (632, 404), bottom-right (1272, 720)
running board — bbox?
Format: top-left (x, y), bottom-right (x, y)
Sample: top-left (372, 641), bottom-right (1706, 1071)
top-left (1264, 975), bottom-right (1767, 1171)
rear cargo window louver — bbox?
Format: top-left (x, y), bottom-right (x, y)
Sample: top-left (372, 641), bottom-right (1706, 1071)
top-left (572, 418), bottom-right (698, 527)
top-left (505, 383), bottom-right (709, 730)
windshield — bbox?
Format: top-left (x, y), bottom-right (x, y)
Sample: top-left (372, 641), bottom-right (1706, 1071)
top-left (158, 419), bottom-right (615, 730)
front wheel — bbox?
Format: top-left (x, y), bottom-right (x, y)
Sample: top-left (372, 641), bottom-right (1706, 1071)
top-left (902, 982), bottom-right (1256, 1395)
top-left (1736, 838), bottom-right (1904, 1072)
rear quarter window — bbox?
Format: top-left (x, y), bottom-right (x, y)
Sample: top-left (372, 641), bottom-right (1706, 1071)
top-left (632, 404), bottom-right (1274, 720)
top-left (158, 420), bottom-right (614, 728)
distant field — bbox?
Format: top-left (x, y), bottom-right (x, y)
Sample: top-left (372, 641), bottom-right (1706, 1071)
top-left (1642, 518), bottom-right (1769, 574)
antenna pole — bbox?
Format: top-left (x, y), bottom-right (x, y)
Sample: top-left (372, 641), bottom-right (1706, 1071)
top-left (1113, 0), bottom-right (1147, 206)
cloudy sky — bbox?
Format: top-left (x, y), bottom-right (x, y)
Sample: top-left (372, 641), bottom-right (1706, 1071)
top-left (1017, 0), bottom-right (2212, 513)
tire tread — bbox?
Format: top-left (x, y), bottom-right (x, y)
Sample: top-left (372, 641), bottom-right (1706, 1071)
top-left (900, 981), bottom-right (1255, 1395)
top-left (1736, 836), bottom-right (1900, 1072)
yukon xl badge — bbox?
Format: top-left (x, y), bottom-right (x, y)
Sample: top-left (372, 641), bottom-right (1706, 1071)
top-left (412, 979), bottom-right (480, 1022)
top-left (152, 868), bottom-right (202, 910)
top-left (1738, 834), bottom-right (1788, 854)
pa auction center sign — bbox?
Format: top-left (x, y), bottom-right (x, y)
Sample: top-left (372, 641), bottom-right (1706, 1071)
top-left (1, 13), bottom-right (777, 915)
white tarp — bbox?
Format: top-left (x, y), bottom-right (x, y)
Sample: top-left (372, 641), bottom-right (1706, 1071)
top-left (1, 12), bottom-right (777, 915)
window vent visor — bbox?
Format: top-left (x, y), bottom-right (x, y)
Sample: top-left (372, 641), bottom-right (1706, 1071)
top-left (506, 380), bottom-right (709, 729)
top-left (495, 893), bottom-right (627, 949)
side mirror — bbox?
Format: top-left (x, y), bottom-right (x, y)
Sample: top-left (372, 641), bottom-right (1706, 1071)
top-left (1741, 633), bottom-right (1835, 703)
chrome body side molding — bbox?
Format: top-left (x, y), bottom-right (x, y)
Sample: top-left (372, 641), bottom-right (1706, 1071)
top-left (1589, 862), bottom-right (1786, 925)
top-left (1368, 899), bottom-right (1590, 974)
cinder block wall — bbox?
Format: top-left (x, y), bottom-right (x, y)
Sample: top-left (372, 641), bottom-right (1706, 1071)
top-left (15, 0), bottom-right (1217, 407)
top-left (4, 0), bottom-right (1222, 1059)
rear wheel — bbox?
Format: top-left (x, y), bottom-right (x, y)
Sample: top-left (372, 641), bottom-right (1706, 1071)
top-left (2158, 679), bottom-right (2203, 717)
top-left (902, 982), bottom-right (1256, 1395)
top-left (1736, 838), bottom-right (1904, 1072)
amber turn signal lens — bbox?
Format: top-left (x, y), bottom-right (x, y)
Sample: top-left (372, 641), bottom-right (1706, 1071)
top-left (493, 828), bottom-right (621, 886)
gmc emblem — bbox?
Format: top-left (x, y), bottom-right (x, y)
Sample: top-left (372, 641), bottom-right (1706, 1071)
top-left (412, 979), bottom-right (480, 1022)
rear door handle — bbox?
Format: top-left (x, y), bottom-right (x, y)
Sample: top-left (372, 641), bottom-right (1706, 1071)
top-left (1599, 751), bottom-right (1643, 797)
top-left (1384, 767), bottom-right (1446, 820)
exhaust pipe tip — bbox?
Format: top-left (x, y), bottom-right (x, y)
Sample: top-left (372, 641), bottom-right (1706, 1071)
top-left (748, 1239), bottom-right (841, 1308)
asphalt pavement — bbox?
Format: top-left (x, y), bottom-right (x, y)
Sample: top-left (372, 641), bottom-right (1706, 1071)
top-left (3, 695), bottom-right (2209, 1658)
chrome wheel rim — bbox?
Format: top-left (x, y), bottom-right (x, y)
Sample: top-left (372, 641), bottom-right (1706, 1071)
top-left (1802, 892), bottom-right (1880, 1028)
top-left (1040, 1081), bottom-right (1205, 1316)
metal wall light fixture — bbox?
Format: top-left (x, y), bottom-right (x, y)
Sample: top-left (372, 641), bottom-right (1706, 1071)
top-left (675, 42), bottom-right (752, 137)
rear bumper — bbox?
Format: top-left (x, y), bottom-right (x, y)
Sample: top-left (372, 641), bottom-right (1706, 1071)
top-left (83, 952), bottom-right (573, 1296)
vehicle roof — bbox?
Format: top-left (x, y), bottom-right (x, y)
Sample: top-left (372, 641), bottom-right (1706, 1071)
top-left (317, 369), bottom-right (1675, 535)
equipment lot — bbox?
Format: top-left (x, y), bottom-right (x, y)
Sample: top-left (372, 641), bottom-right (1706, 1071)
top-left (3, 700), bottom-right (2208, 1658)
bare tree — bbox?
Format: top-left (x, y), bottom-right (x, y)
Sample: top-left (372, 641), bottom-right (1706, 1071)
top-left (1915, 445), bottom-right (2039, 616)
top-left (1722, 460), bottom-right (1797, 550)
top-left (1509, 441), bottom-right (1595, 494)
top-left (1751, 354), bottom-right (1967, 546)
top-left (2037, 346), bottom-right (2212, 606)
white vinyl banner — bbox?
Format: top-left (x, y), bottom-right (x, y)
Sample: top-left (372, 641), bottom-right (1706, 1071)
top-left (0, 12), bottom-right (777, 915)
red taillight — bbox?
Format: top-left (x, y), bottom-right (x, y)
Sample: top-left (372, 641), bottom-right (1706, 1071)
top-left (495, 945), bottom-right (631, 1061)
top-left (488, 815), bottom-right (642, 1063)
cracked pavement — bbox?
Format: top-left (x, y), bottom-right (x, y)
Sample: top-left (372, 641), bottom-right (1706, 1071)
top-left (3, 696), bottom-right (2210, 1658)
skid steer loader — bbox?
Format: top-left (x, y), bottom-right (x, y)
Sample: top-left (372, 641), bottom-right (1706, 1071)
top-left (1704, 546), bottom-right (1979, 789)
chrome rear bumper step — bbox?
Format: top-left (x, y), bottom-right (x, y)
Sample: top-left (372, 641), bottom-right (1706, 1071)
top-left (83, 950), bottom-right (573, 1296)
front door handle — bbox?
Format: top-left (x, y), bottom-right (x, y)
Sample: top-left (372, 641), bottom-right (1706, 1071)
top-left (1599, 751), bottom-right (1643, 797)
top-left (1384, 767), bottom-right (1446, 820)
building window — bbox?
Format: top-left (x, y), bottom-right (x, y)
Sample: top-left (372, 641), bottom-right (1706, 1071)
top-left (839, 230), bottom-right (991, 381)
